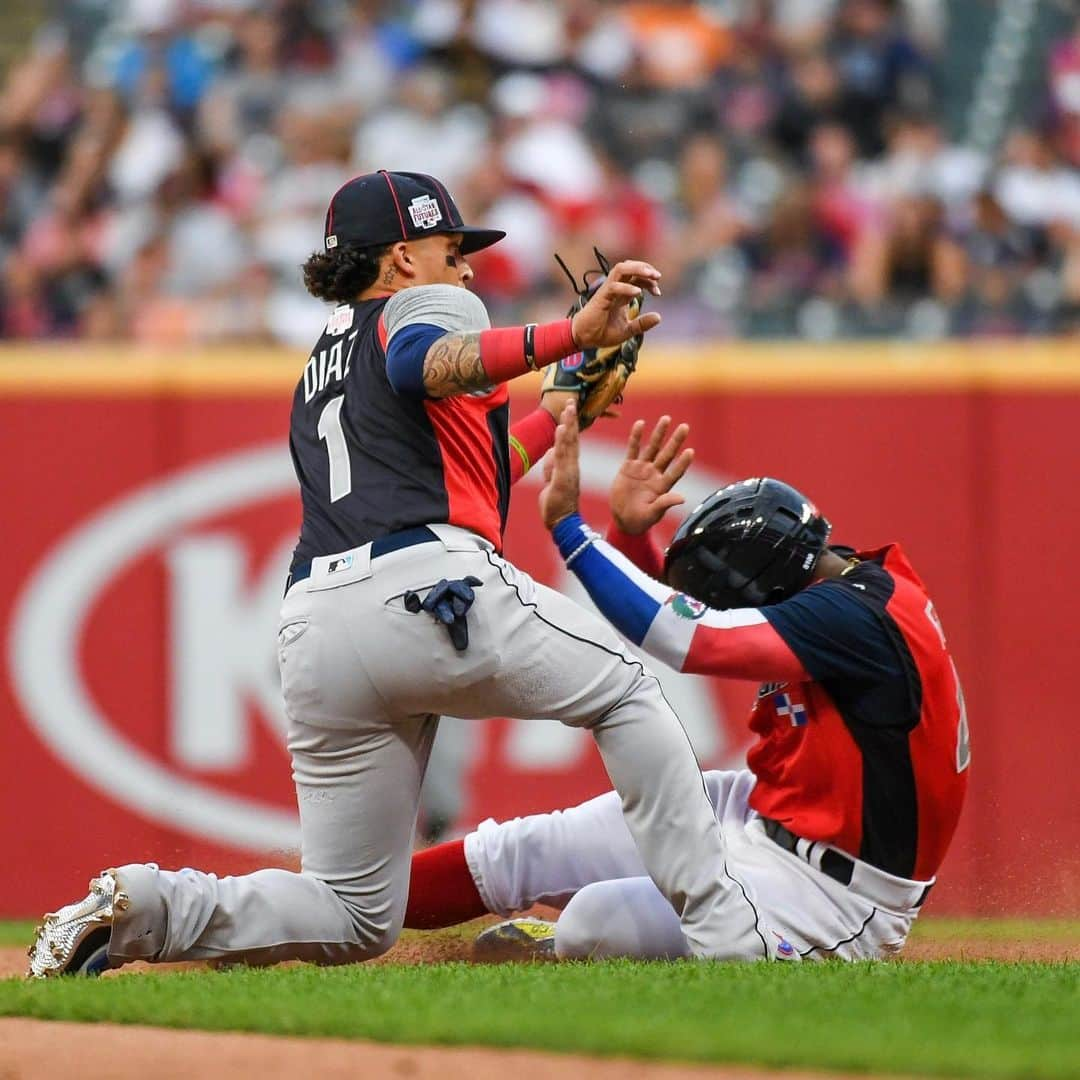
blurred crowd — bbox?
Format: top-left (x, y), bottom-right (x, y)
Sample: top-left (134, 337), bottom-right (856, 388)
top-left (2, 0), bottom-right (1080, 345)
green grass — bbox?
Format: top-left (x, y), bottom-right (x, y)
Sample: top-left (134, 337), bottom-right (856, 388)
top-left (0, 921), bottom-right (34, 946)
top-left (1, 957), bottom-right (1077, 1078)
top-left (2, 919), bottom-right (1077, 1076)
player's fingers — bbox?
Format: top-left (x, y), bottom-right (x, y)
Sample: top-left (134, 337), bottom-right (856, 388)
top-left (610, 260), bottom-right (662, 288)
top-left (542, 448), bottom-right (555, 482)
top-left (601, 281), bottom-right (644, 302)
top-left (551, 425), bottom-right (569, 473)
top-left (564, 403), bottom-right (581, 457)
top-left (654, 423), bottom-right (690, 472)
top-left (641, 415), bottom-right (671, 462)
top-left (653, 492), bottom-right (686, 514)
top-left (624, 419), bottom-right (646, 461)
top-left (624, 273), bottom-right (662, 297)
top-left (627, 311), bottom-right (662, 336)
top-left (554, 402), bottom-right (579, 467)
top-left (662, 447), bottom-right (694, 487)
top-left (553, 424), bottom-right (579, 483)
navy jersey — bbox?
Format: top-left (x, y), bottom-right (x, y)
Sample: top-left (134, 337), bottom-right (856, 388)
top-left (289, 298), bottom-right (510, 570)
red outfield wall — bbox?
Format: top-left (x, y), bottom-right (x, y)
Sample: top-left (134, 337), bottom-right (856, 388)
top-left (1, 343), bottom-right (1077, 918)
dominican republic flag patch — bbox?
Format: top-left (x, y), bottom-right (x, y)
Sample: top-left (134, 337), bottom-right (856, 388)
top-left (775, 692), bottom-right (808, 727)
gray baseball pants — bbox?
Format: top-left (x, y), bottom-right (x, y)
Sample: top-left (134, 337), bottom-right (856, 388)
top-left (107, 526), bottom-right (762, 964)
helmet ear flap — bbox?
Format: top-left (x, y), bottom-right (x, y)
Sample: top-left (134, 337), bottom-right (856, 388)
top-left (763, 584), bottom-right (790, 606)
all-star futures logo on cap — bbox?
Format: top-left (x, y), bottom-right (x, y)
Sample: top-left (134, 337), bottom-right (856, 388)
top-left (408, 194), bottom-right (443, 230)
top-left (322, 171), bottom-right (505, 254)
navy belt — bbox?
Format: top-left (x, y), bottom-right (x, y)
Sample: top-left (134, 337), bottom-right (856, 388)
top-left (761, 817), bottom-right (932, 907)
top-left (285, 526), bottom-right (440, 594)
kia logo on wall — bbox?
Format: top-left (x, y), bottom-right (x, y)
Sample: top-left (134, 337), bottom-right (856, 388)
top-left (9, 443), bottom-right (730, 851)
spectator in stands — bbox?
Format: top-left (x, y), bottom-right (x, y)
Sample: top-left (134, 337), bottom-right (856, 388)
top-left (352, 64), bottom-right (489, 187)
top-left (828, 0), bottom-right (934, 156)
top-left (0, 0), bottom-right (1075, 342)
top-left (663, 132), bottom-right (751, 291)
top-left (109, 0), bottom-right (215, 123)
top-left (0, 133), bottom-right (40, 256)
top-left (741, 179), bottom-right (845, 322)
top-left (1046, 14), bottom-right (1080, 168)
top-left (994, 127), bottom-right (1080, 232)
top-left (806, 122), bottom-right (877, 263)
top-left (854, 192), bottom-right (951, 310)
top-left (935, 189), bottom-right (1034, 319)
top-left (198, 8), bottom-right (290, 162)
top-left (771, 50), bottom-right (844, 165)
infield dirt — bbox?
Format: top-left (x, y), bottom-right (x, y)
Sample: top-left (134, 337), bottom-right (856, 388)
top-left (1, 918), bottom-right (1075, 979)
top-left (0, 1017), bottom-right (912, 1080)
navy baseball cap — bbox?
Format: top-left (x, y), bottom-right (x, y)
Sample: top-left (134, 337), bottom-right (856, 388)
top-left (323, 170), bottom-right (505, 255)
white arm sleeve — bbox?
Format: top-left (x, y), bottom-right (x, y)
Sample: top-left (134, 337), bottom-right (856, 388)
top-left (382, 284), bottom-right (491, 341)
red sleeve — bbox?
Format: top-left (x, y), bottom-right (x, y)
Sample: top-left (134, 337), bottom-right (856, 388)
top-left (682, 620), bottom-right (809, 682)
top-left (508, 407), bottom-right (556, 484)
top-left (604, 521), bottom-right (666, 579)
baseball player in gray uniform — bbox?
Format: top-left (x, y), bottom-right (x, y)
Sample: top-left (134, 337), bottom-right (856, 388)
top-left (30, 171), bottom-right (792, 978)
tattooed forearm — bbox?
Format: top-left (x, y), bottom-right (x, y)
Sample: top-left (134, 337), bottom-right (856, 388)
top-left (423, 332), bottom-right (490, 398)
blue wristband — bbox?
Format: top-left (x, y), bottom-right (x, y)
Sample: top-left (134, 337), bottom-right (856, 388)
top-left (552, 512), bottom-right (589, 559)
top-left (552, 511), bottom-right (660, 644)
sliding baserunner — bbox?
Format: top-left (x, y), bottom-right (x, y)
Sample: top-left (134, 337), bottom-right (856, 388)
top-left (405, 410), bottom-right (969, 960)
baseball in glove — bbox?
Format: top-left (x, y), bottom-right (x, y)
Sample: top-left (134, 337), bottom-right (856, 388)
top-left (542, 248), bottom-right (644, 429)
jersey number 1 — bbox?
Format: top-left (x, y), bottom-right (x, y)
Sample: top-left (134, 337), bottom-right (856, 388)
top-left (317, 396), bottom-right (352, 502)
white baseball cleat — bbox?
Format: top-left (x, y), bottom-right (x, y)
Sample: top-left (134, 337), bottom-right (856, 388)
top-left (473, 917), bottom-right (557, 961)
top-left (27, 869), bottom-right (127, 979)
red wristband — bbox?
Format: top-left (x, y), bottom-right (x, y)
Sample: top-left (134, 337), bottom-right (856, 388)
top-left (532, 318), bottom-right (577, 367)
top-left (479, 318), bottom-right (577, 384)
top-left (508, 407), bottom-right (557, 482)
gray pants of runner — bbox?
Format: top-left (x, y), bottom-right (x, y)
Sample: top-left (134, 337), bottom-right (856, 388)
top-left (107, 526), bottom-right (763, 965)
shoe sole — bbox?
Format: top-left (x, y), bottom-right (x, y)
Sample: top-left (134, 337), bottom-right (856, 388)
top-left (473, 919), bottom-right (556, 963)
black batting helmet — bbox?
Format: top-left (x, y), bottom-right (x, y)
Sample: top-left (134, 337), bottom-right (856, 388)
top-left (663, 478), bottom-right (832, 610)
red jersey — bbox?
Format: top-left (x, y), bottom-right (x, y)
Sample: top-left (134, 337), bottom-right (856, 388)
top-left (753, 545), bottom-right (969, 880)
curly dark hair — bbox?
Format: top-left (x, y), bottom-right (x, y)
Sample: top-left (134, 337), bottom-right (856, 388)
top-left (302, 242), bottom-right (392, 302)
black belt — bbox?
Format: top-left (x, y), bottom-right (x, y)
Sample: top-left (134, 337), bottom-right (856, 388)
top-left (761, 817), bottom-right (933, 908)
top-left (762, 817), bottom-right (855, 886)
top-left (285, 526), bottom-right (440, 594)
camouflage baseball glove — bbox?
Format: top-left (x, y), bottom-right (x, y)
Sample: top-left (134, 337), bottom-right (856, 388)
top-left (541, 248), bottom-right (644, 430)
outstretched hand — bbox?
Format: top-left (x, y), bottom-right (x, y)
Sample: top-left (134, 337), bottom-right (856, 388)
top-left (570, 260), bottom-right (663, 349)
top-left (609, 416), bottom-right (694, 536)
top-left (539, 401), bottom-right (582, 529)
